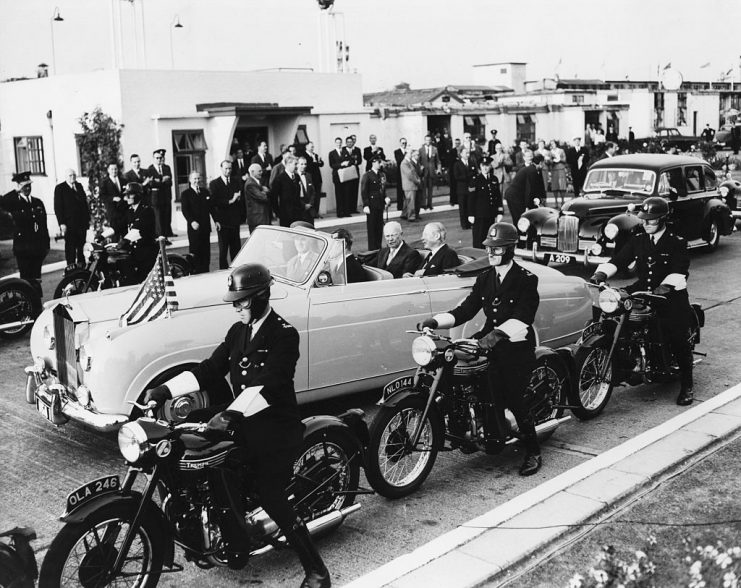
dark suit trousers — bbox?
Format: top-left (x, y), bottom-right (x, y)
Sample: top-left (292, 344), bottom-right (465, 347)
top-left (17, 254), bottom-right (45, 295)
top-left (334, 180), bottom-right (346, 217)
top-left (366, 208), bottom-right (384, 251)
top-left (347, 178), bottom-right (360, 213)
top-left (506, 197), bottom-right (527, 227)
top-left (422, 173), bottom-right (435, 208)
top-left (64, 228), bottom-right (87, 266)
top-left (472, 216), bottom-right (497, 249)
top-left (217, 225), bottom-right (241, 270)
top-left (449, 168), bottom-right (457, 205)
top-left (188, 228), bottom-right (211, 274)
top-left (396, 171), bottom-right (404, 210)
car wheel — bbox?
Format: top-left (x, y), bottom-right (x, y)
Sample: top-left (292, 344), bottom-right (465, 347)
top-left (705, 217), bottom-right (720, 251)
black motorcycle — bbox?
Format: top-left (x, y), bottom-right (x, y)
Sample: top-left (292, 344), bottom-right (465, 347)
top-left (365, 329), bottom-right (573, 498)
top-left (0, 526), bottom-right (38, 587)
top-left (54, 234), bottom-right (192, 299)
top-left (571, 283), bottom-right (704, 419)
top-left (39, 402), bottom-right (369, 587)
top-left (0, 276), bottom-right (41, 339)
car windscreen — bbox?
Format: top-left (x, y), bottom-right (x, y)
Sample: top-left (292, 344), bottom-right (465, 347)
top-left (232, 229), bottom-right (327, 285)
top-left (582, 168), bottom-right (655, 198)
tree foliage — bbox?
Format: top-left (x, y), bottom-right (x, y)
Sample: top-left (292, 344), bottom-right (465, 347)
top-left (77, 107), bottom-right (124, 192)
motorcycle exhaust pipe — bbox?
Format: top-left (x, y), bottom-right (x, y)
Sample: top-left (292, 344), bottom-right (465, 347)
top-left (504, 416), bottom-right (570, 446)
top-left (0, 319), bottom-right (36, 330)
top-left (249, 503), bottom-right (362, 556)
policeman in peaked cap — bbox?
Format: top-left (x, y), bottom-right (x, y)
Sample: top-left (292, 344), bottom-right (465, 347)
top-left (417, 221), bottom-right (544, 476)
top-left (468, 155), bottom-right (504, 250)
top-left (0, 171), bottom-right (50, 296)
top-left (144, 263), bottom-right (331, 586)
top-left (592, 196), bottom-right (695, 406)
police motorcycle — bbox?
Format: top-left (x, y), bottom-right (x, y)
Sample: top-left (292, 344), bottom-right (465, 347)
top-left (38, 401), bottom-right (369, 587)
top-left (365, 329), bottom-right (573, 498)
top-left (0, 276), bottom-right (41, 339)
top-left (54, 184), bottom-right (191, 300)
top-left (570, 282), bottom-right (704, 419)
top-left (0, 526), bottom-right (38, 587)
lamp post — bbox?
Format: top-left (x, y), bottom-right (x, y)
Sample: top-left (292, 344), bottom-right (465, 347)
top-left (50, 7), bottom-right (64, 74)
top-left (169, 15), bottom-right (183, 69)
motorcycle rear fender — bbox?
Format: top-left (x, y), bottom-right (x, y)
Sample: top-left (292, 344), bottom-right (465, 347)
top-left (61, 491), bottom-right (175, 567)
top-left (303, 411), bottom-right (369, 456)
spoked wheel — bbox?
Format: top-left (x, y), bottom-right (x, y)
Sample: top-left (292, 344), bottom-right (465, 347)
top-left (0, 281), bottom-right (39, 339)
top-left (167, 257), bottom-right (190, 279)
top-left (366, 396), bottom-right (442, 499)
top-left (291, 431), bottom-right (360, 520)
top-left (54, 270), bottom-right (99, 300)
top-left (529, 356), bottom-right (567, 420)
top-left (571, 345), bottom-right (614, 420)
top-left (39, 503), bottom-right (164, 588)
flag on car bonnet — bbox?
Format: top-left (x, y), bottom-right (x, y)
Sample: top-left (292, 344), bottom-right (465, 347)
top-left (119, 251), bottom-right (178, 326)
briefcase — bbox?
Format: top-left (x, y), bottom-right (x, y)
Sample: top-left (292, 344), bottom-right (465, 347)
top-left (338, 166), bottom-right (358, 183)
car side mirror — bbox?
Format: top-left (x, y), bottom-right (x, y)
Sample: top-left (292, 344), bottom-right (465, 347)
top-left (315, 271), bottom-right (333, 287)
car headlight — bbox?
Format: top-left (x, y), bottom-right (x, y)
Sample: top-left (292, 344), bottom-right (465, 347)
top-left (719, 186), bottom-right (729, 197)
top-left (78, 345), bottom-right (92, 372)
top-left (604, 223), bottom-right (619, 241)
top-left (411, 336), bottom-right (436, 366)
top-left (118, 422), bottom-right (148, 463)
top-left (517, 217), bottom-right (530, 233)
top-left (590, 243), bottom-right (603, 256)
top-left (43, 324), bottom-right (55, 350)
top-left (598, 288), bottom-right (621, 313)
top-left (76, 385), bottom-right (91, 407)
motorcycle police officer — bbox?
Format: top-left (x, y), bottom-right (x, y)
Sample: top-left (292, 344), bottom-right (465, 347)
top-left (418, 222), bottom-right (543, 476)
top-left (0, 172), bottom-right (50, 296)
top-left (591, 196), bottom-right (694, 406)
top-left (120, 182), bottom-right (158, 285)
top-left (144, 264), bottom-right (331, 588)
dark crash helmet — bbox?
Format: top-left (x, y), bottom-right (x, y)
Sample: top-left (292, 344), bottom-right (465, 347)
top-left (223, 263), bottom-right (273, 303)
top-left (637, 196), bottom-right (669, 221)
top-left (482, 222), bottom-right (519, 248)
top-left (124, 182), bottom-right (144, 205)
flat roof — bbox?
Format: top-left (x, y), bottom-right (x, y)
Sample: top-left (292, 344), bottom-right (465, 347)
top-left (195, 102), bottom-right (313, 116)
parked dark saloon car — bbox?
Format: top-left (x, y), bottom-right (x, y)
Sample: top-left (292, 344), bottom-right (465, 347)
top-left (719, 177), bottom-right (741, 221)
top-left (515, 154), bottom-right (734, 266)
top-left (634, 127), bottom-right (702, 151)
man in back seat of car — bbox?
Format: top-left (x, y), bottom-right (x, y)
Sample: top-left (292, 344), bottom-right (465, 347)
top-left (331, 227), bottom-right (367, 283)
top-left (367, 221), bottom-right (422, 279)
top-left (415, 221), bottom-right (461, 276)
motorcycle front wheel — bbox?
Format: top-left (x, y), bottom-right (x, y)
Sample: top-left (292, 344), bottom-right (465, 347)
top-left (292, 430), bottom-right (361, 521)
top-left (571, 345), bottom-right (614, 420)
top-left (39, 503), bottom-right (165, 588)
top-left (0, 281), bottom-right (39, 339)
top-left (366, 396), bottom-right (442, 499)
top-left (54, 269), bottom-right (100, 299)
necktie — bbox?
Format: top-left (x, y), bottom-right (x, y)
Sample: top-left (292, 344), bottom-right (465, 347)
top-left (495, 271), bottom-right (502, 290)
top-left (158, 165), bottom-right (163, 175)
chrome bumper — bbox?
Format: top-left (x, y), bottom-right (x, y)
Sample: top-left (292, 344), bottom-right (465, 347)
top-left (515, 242), bottom-right (611, 266)
top-left (25, 362), bottom-right (128, 433)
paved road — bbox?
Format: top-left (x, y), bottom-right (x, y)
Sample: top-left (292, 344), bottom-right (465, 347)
top-left (1, 209), bottom-right (740, 587)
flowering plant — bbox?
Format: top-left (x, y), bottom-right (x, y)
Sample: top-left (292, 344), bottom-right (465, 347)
top-left (567, 535), bottom-right (657, 587)
top-left (683, 539), bottom-right (740, 588)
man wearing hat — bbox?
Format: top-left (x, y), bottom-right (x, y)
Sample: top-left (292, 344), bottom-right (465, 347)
top-left (468, 156), bottom-right (504, 249)
top-left (361, 155), bottom-right (390, 250)
top-left (147, 149), bottom-right (174, 242)
top-left (0, 172), bottom-right (50, 295)
top-left (418, 222), bottom-right (543, 476)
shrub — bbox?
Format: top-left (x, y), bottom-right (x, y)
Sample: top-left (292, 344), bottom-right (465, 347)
top-left (567, 536), bottom-right (657, 588)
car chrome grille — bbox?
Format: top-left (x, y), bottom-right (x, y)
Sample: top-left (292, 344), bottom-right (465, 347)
top-left (540, 236), bottom-right (557, 248)
top-left (53, 305), bottom-right (78, 389)
top-left (557, 216), bottom-right (579, 253)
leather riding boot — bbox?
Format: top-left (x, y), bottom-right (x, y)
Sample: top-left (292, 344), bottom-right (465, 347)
top-left (677, 386), bottom-right (694, 406)
top-left (284, 518), bottom-right (331, 588)
top-left (676, 357), bottom-right (694, 406)
top-left (517, 418), bottom-right (542, 477)
top-left (483, 406), bottom-right (506, 455)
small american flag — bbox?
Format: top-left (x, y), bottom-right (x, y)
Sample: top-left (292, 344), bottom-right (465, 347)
top-left (119, 251), bottom-right (178, 326)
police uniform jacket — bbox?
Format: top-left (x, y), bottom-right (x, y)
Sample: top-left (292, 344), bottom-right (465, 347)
top-left (361, 169), bottom-right (386, 211)
top-left (0, 190), bottom-right (50, 257)
top-left (449, 262), bottom-right (539, 349)
top-left (147, 163), bottom-right (173, 207)
top-left (363, 146), bottom-right (386, 171)
top-left (468, 172), bottom-right (504, 219)
top-left (190, 310), bottom-right (302, 445)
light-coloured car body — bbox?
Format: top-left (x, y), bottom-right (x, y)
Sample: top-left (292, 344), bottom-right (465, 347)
top-left (26, 226), bottom-right (593, 432)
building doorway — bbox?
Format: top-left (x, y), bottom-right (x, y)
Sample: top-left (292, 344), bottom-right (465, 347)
top-left (233, 126), bottom-right (269, 161)
top-left (427, 115), bottom-right (451, 138)
top-left (172, 130), bottom-right (207, 201)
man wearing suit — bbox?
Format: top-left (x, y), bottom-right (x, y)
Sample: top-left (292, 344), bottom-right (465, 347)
top-left (418, 135), bottom-right (441, 210)
top-left (400, 149), bottom-right (422, 221)
top-left (304, 141), bottom-right (324, 218)
top-left (469, 157), bottom-right (504, 249)
top-left (505, 150), bottom-right (545, 227)
top-left (209, 160), bottom-right (244, 270)
top-left (54, 169), bottom-right (91, 267)
top-left (393, 138), bottom-right (408, 211)
top-left (361, 155), bottom-right (390, 250)
top-left (363, 134), bottom-right (386, 172)
top-left (99, 162), bottom-right (129, 240)
top-left (272, 155), bottom-right (304, 228)
top-left (250, 141), bottom-right (274, 188)
top-left (367, 221), bottom-right (421, 279)
top-left (123, 154), bottom-right (152, 205)
top-left (329, 137), bottom-right (351, 218)
top-left (286, 233), bottom-right (320, 282)
top-left (244, 164), bottom-right (272, 232)
top-left (566, 137), bottom-right (589, 196)
top-left (331, 228), bottom-right (367, 283)
top-left (180, 171), bottom-right (211, 274)
top-left (231, 148), bottom-right (250, 183)
top-left (296, 156), bottom-right (316, 225)
top-left (147, 149), bottom-right (174, 241)
top-left (344, 136), bottom-right (362, 214)
top-left (416, 222), bottom-right (460, 276)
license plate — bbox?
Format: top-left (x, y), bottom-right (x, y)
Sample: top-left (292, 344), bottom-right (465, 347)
top-left (552, 254), bottom-right (572, 264)
top-left (381, 375), bottom-right (415, 402)
top-left (66, 475), bottom-right (120, 514)
top-left (36, 398), bottom-right (52, 421)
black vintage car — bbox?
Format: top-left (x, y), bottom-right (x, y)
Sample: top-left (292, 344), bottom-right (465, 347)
top-left (515, 154), bottom-right (734, 267)
top-left (719, 177), bottom-right (741, 221)
top-left (635, 127), bottom-right (702, 152)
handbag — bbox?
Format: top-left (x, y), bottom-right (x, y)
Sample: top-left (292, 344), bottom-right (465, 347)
top-left (338, 166), bottom-right (359, 183)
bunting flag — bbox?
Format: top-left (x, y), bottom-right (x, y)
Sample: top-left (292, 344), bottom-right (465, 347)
top-left (119, 251), bottom-right (178, 327)
top-left (700, 62), bottom-right (711, 69)
top-left (663, 61), bottom-right (672, 70)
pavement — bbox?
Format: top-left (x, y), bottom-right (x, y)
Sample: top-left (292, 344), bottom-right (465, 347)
top-left (343, 383), bottom-right (741, 588)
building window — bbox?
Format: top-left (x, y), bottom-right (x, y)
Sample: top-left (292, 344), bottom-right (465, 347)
top-left (294, 124), bottom-right (310, 146)
top-left (677, 92), bottom-right (687, 126)
top-left (14, 136), bottom-right (46, 175)
top-left (516, 114), bottom-right (536, 143)
top-left (500, 67), bottom-right (507, 74)
top-left (653, 92), bottom-right (665, 128)
top-left (572, 94), bottom-right (585, 104)
top-left (463, 115), bottom-right (485, 139)
top-left (606, 94), bottom-right (619, 102)
top-left (172, 130), bottom-right (207, 201)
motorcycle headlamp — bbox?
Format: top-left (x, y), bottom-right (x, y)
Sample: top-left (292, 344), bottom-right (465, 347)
top-left (412, 336), bottom-right (437, 366)
top-left (118, 422), bottom-right (149, 463)
top-left (719, 186), bottom-right (729, 197)
top-left (604, 223), bottom-right (619, 241)
top-left (516, 217), bottom-right (530, 233)
top-left (598, 288), bottom-right (621, 314)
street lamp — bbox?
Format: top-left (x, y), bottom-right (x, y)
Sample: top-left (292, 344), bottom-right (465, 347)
top-left (50, 7), bottom-right (64, 75)
top-left (169, 15), bottom-right (183, 69)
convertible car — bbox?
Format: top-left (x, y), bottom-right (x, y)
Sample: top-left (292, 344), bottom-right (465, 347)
top-left (25, 225), bottom-right (593, 432)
